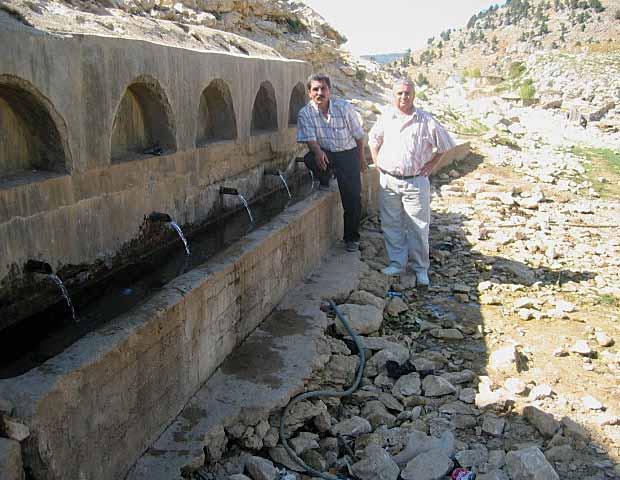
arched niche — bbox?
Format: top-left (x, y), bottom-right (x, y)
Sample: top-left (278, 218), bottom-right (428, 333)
top-left (250, 81), bottom-right (278, 135)
top-left (288, 82), bottom-right (306, 126)
top-left (0, 75), bottom-right (69, 177)
top-left (196, 79), bottom-right (237, 146)
top-left (110, 77), bottom-right (176, 163)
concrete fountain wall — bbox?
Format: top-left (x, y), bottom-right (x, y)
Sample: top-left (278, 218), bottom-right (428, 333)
top-left (0, 20), bottom-right (311, 331)
top-left (0, 19), bottom-right (383, 480)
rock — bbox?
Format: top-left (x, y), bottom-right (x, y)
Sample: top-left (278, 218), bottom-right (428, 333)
top-left (348, 290), bottom-right (386, 311)
top-left (290, 432), bottom-right (319, 455)
top-left (478, 471), bottom-right (509, 480)
top-left (392, 373), bottom-right (422, 397)
top-left (358, 337), bottom-right (403, 351)
top-left (595, 331), bottom-right (614, 347)
top-left (366, 345), bottom-right (410, 377)
top-left (245, 455), bottom-right (277, 480)
top-left (1, 418), bottom-right (29, 442)
top-left (504, 378), bottom-right (527, 395)
top-left (505, 446), bottom-right (559, 480)
top-left (401, 450), bottom-right (454, 480)
top-left (312, 410), bottom-right (332, 433)
top-left (442, 370), bottom-right (476, 385)
top-left (422, 375), bottom-right (456, 397)
top-left (544, 444), bottom-right (573, 463)
top-left (393, 430), bottom-right (454, 465)
top-left (455, 447), bottom-right (489, 468)
top-left (429, 328), bottom-right (464, 340)
top-left (528, 384), bottom-right (553, 401)
top-left (0, 437), bottom-right (24, 480)
top-left (358, 271), bottom-right (389, 298)
top-left (361, 401), bottom-right (396, 429)
top-left (284, 401), bottom-right (326, 431)
top-left (570, 340), bottom-right (593, 357)
top-left (486, 450), bottom-right (507, 471)
top-left (336, 304), bottom-right (383, 335)
top-left (581, 395), bottom-right (603, 410)
top-left (523, 406), bottom-right (560, 439)
top-left (386, 296), bottom-right (409, 316)
top-left (204, 425), bottom-right (228, 462)
top-left (378, 392), bottom-right (404, 412)
top-left (0, 398), bottom-right (14, 416)
top-left (301, 449), bottom-right (326, 471)
top-left (331, 416), bottom-right (372, 437)
top-left (489, 346), bottom-right (518, 372)
top-left (229, 475), bottom-right (252, 480)
top-left (482, 414), bottom-right (505, 436)
top-left (351, 445), bottom-right (400, 480)
top-left (268, 446), bottom-right (304, 472)
top-left (324, 355), bottom-right (359, 386)
top-left (459, 388), bottom-right (477, 404)
top-left (561, 417), bottom-right (588, 442)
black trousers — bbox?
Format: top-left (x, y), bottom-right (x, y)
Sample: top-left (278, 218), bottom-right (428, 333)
top-left (304, 147), bottom-right (361, 242)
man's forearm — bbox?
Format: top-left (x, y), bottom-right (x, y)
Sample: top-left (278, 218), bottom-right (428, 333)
top-left (307, 140), bottom-right (323, 156)
top-left (355, 137), bottom-right (366, 163)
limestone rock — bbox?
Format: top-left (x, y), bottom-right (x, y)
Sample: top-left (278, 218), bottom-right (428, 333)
top-left (351, 445), bottom-right (400, 480)
top-left (478, 471), bottom-right (509, 480)
top-left (335, 304), bottom-right (383, 335)
top-left (324, 355), bottom-right (359, 386)
top-left (204, 425), bottom-right (228, 462)
top-left (386, 296), bottom-right (408, 316)
top-left (245, 455), bottom-right (277, 480)
top-left (290, 432), bottom-right (319, 455)
top-left (331, 416), bottom-right (372, 437)
top-left (392, 373), bottom-right (422, 398)
top-left (523, 406), bottom-right (560, 439)
top-left (268, 446), bottom-right (304, 472)
top-left (348, 290), bottom-right (386, 311)
top-left (489, 345), bottom-right (518, 372)
top-left (1, 418), bottom-right (29, 442)
top-left (544, 444), bottom-right (573, 463)
top-left (366, 345), bottom-right (410, 377)
top-left (429, 328), bottom-right (464, 340)
top-left (482, 414), bottom-right (505, 436)
top-left (505, 447), bottom-right (559, 480)
top-left (422, 375), bottom-right (456, 397)
top-left (361, 401), bottom-right (396, 429)
top-left (393, 430), bottom-right (455, 465)
top-left (401, 450), bottom-right (454, 480)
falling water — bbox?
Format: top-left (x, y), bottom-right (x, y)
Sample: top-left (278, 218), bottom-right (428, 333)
top-left (168, 221), bottom-right (191, 256)
top-left (308, 170), bottom-right (315, 192)
top-left (237, 194), bottom-right (255, 224)
top-left (277, 172), bottom-right (292, 200)
top-left (49, 274), bottom-right (78, 323)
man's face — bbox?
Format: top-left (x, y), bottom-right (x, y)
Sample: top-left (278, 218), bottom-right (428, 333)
top-left (308, 80), bottom-right (331, 108)
top-left (393, 83), bottom-right (415, 113)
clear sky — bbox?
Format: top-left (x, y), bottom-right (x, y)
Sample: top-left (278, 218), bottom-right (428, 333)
top-left (301, 0), bottom-right (506, 56)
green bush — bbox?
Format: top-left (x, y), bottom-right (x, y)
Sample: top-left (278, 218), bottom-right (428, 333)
top-left (509, 61), bottom-right (526, 78)
top-left (355, 69), bottom-right (366, 82)
top-left (286, 17), bottom-right (306, 33)
top-left (416, 91), bottom-right (429, 101)
top-left (416, 72), bottom-right (430, 87)
top-left (519, 79), bottom-right (536, 101)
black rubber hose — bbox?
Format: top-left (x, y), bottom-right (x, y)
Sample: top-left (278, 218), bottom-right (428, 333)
top-left (279, 299), bottom-right (367, 480)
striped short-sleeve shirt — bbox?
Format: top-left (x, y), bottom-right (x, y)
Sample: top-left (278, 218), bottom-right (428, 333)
top-left (368, 106), bottom-right (456, 176)
top-left (297, 98), bottom-right (365, 152)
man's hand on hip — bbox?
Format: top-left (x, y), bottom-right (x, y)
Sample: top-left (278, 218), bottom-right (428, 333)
top-left (316, 150), bottom-right (330, 170)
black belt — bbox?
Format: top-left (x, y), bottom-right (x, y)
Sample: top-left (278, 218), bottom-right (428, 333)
top-left (377, 167), bottom-right (419, 180)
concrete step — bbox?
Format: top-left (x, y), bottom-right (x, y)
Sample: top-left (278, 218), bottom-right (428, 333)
top-left (126, 246), bottom-right (367, 479)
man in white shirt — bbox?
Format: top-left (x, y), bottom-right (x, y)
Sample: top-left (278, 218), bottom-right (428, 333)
top-left (368, 78), bottom-right (455, 285)
top-left (297, 74), bottom-right (367, 252)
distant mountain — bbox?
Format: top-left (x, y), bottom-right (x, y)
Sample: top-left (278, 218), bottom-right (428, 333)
top-left (360, 52), bottom-right (406, 64)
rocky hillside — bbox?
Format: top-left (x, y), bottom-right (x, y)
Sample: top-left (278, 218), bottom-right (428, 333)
top-left (0, 0), bottom-right (389, 104)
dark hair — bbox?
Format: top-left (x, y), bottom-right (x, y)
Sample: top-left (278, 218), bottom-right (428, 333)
top-left (307, 74), bottom-right (331, 90)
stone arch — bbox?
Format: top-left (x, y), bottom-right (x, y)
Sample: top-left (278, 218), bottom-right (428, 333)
top-left (250, 81), bottom-right (278, 135)
top-left (0, 75), bottom-right (70, 177)
top-left (110, 76), bottom-right (176, 163)
top-left (196, 79), bottom-right (237, 146)
top-left (288, 82), bottom-right (306, 126)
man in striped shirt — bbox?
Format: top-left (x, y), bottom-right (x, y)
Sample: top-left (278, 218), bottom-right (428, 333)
top-left (297, 74), bottom-right (367, 252)
top-left (369, 78), bottom-right (456, 285)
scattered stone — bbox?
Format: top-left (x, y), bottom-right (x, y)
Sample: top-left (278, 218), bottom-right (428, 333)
top-left (478, 471), bottom-right (509, 480)
top-left (570, 340), bottom-right (594, 357)
top-left (459, 388), bottom-right (477, 404)
top-left (386, 296), bottom-right (409, 316)
top-left (581, 395), bottom-right (604, 411)
top-left (336, 304), bottom-right (383, 335)
top-left (351, 445), bottom-right (400, 480)
top-left (289, 432), bottom-right (319, 455)
top-left (489, 346), bottom-right (518, 373)
top-left (245, 455), bottom-right (277, 480)
top-left (1, 417), bottom-right (30, 442)
top-left (422, 375), bottom-right (457, 397)
top-left (429, 328), bottom-right (464, 340)
top-left (331, 416), bottom-right (372, 437)
top-left (595, 331), bottom-right (614, 347)
top-left (544, 444), bottom-right (574, 463)
top-left (204, 425), bottom-right (228, 462)
top-left (393, 431), bottom-right (455, 465)
top-left (401, 450), bottom-right (454, 480)
top-left (442, 370), bottom-right (476, 385)
top-left (482, 414), bottom-right (505, 436)
top-left (505, 446), bottom-right (559, 480)
top-left (523, 406), bottom-right (560, 438)
top-left (528, 384), bottom-right (553, 401)
top-left (392, 373), bottom-right (422, 397)
top-left (504, 378), bottom-right (527, 395)
top-left (348, 290), bottom-right (386, 311)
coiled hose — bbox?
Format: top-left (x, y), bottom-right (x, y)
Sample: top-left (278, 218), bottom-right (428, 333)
top-left (279, 299), bottom-right (367, 480)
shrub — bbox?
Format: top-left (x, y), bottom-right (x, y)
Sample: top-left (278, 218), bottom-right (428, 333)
top-left (509, 61), bottom-right (526, 78)
top-left (355, 69), bottom-right (366, 82)
top-left (416, 72), bottom-right (430, 87)
top-left (519, 79), bottom-right (536, 100)
top-left (286, 17), bottom-right (306, 33)
top-left (615, 9), bottom-right (620, 20)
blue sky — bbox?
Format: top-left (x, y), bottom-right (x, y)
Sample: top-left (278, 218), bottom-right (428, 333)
top-left (302, 0), bottom-right (506, 56)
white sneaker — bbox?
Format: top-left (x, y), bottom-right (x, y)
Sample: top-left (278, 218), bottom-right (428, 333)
top-left (381, 265), bottom-right (404, 276)
top-left (415, 270), bottom-right (430, 286)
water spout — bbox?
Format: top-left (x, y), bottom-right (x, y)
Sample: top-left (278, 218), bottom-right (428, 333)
top-left (221, 187), bottom-right (254, 224)
top-left (264, 169), bottom-right (292, 200)
top-left (220, 187), bottom-right (239, 196)
top-left (149, 212), bottom-right (190, 256)
top-left (295, 157), bottom-right (315, 192)
top-left (168, 221), bottom-right (191, 256)
top-left (24, 260), bottom-right (78, 323)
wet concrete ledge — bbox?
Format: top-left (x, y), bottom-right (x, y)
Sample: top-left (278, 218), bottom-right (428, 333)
top-left (128, 246), bottom-right (367, 479)
top-left (0, 175), bottom-right (378, 480)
